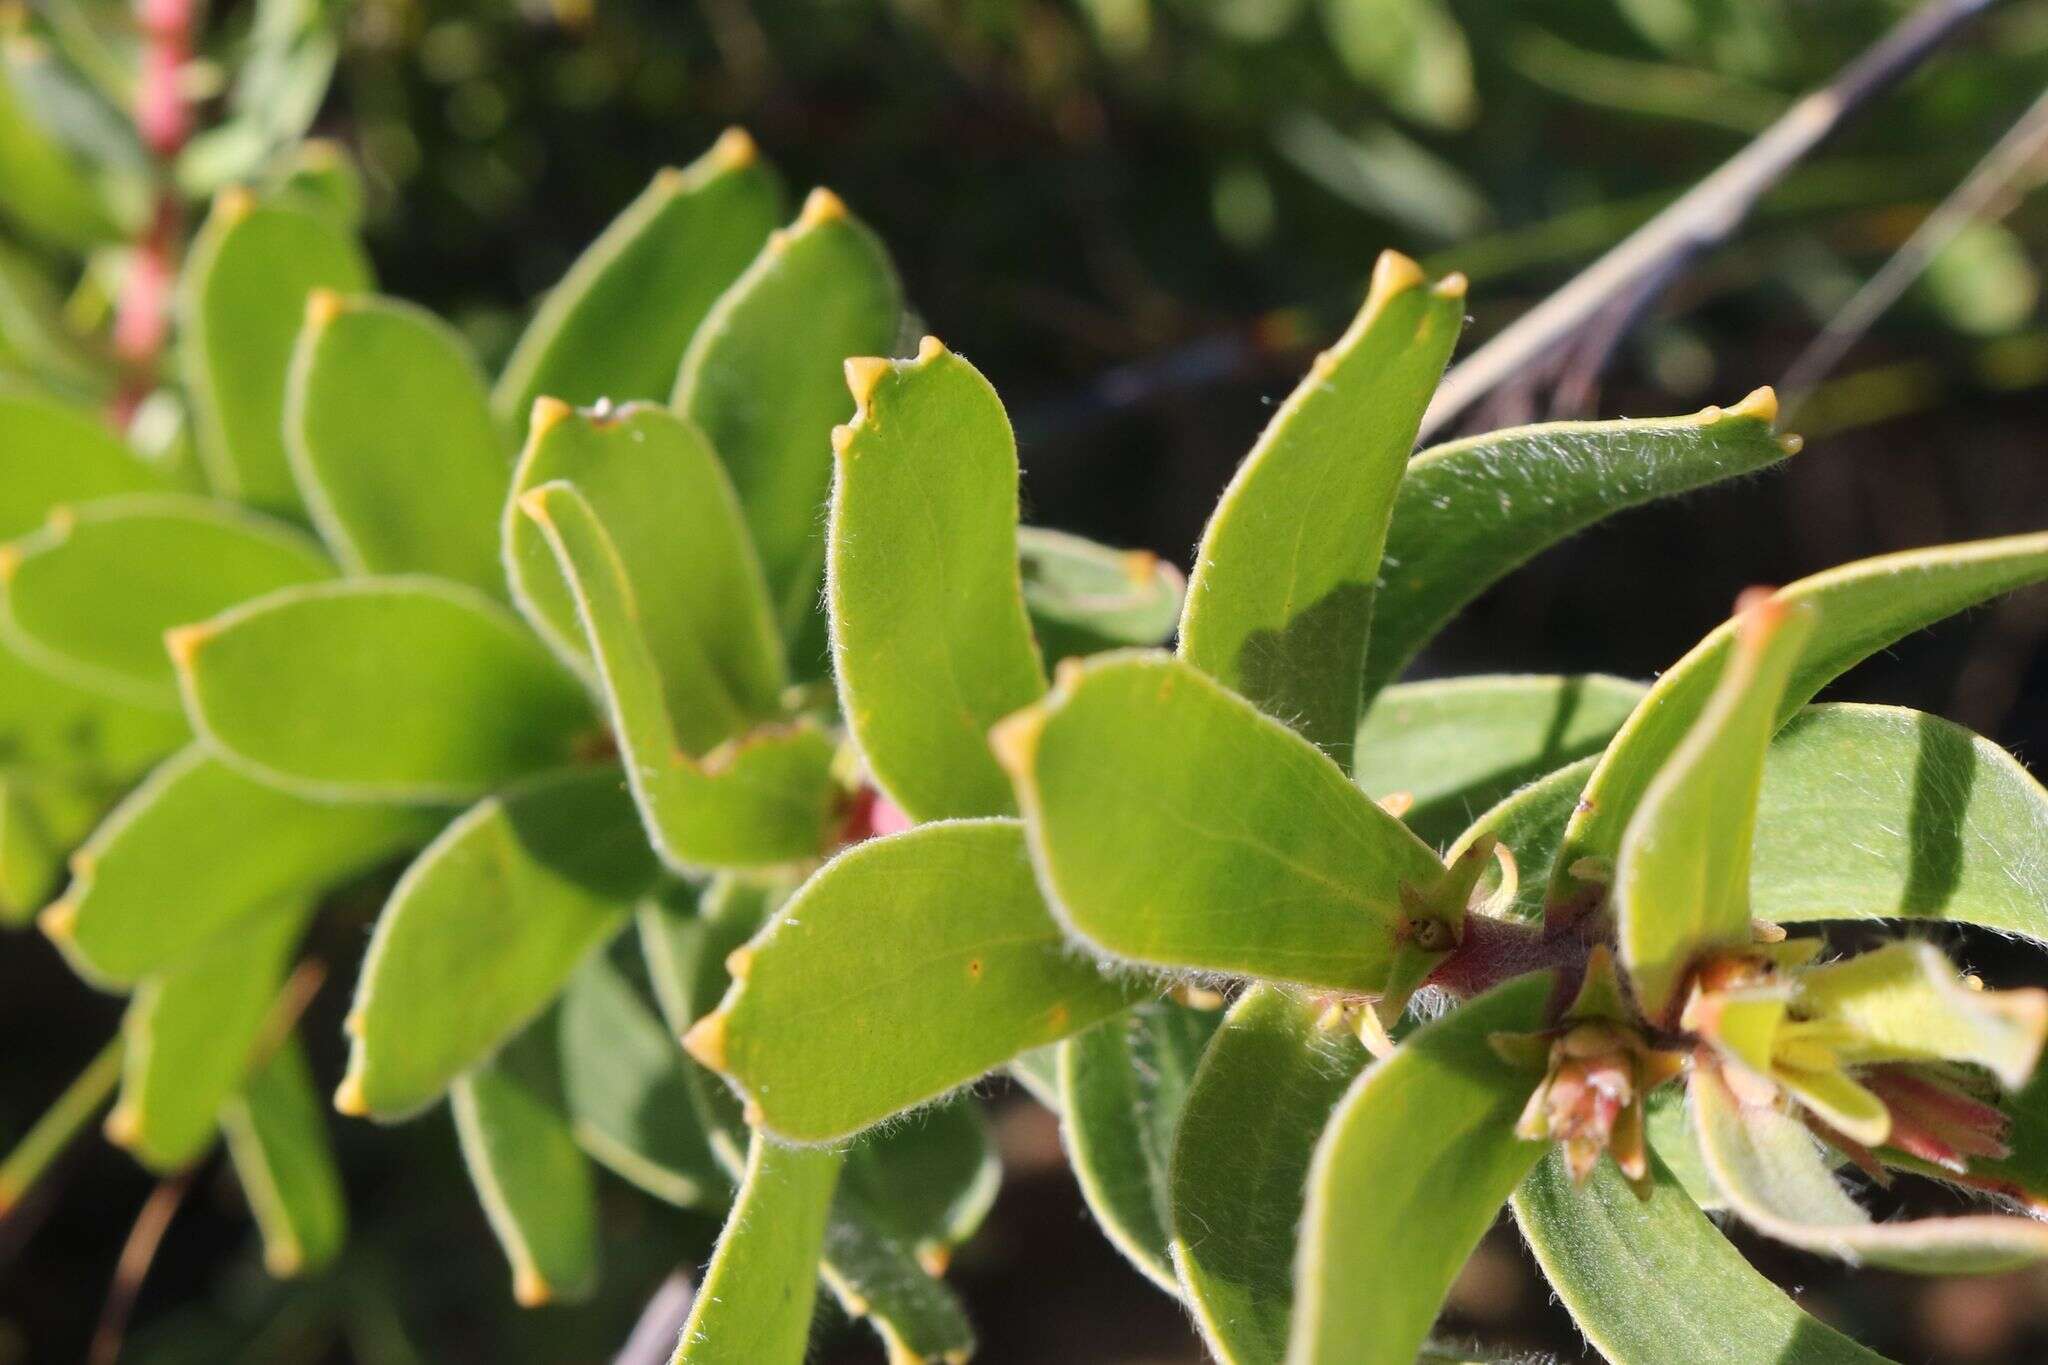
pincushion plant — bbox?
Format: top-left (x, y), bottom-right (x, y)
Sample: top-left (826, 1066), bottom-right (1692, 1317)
top-left (9, 139), bottom-right (2048, 1365)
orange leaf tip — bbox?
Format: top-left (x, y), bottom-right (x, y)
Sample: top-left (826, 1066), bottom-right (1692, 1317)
top-left (332, 1071), bottom-right (369, 1117)
top-left (103, 1103), bottom-right (139, 1147)
top-left (529, 395), bottom-right (574, 438)
top-left (843, 356), bottom-right (889, 408)
top-left (1363, 249), bottom-right (1427, 315)
top-left (216, 186), bottom-right (257, 224)
top-left (163, 624), bottom-right (210, 672)
top-left (0, 545), bottom-right (19, 582)
top-left (513, 1266), bottom-right (552, 1308)
top-left (304, 287), bottom-right (344, 329)
top-left (37, 899), bottom-right (77, 942)
top-left (917, 1242), bottom-right (952, 1276)
top-left (682, 1010), bottom-right (729, 1072)
top-left (797, 186), bottom-right (848, 230)
top-left (263, 1245), bottom-right (304, 1278)
top-left (709, 126), bottom-right (758, 170)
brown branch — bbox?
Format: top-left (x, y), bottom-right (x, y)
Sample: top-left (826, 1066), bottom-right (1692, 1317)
top-left (86, 1172), bottom-right (195, 1365)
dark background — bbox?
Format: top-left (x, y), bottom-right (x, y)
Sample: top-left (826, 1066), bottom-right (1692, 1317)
top-left (10, 0), bottom-right (2048, 1359)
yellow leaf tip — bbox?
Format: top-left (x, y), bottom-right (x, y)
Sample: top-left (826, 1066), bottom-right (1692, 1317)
top-left (1432, 270), bottom-right (1469, 299)
top-left (513, 1266), bottom-right (552, 1307)
top-left (342, 1008), bottom-right (364, 1038)
top-left (163, 623), bottom-right (211, 672)
top-left (742, 1099), bottom-right (764, 1127)
top-left (332, 1072), bottom-right (369, 1117)
top-left (710, 126), bottom-right (759, 170)
top-left (37, 899), bottom-right (77, 942)
top-left (530, 395), bottom-right (574, 438)
top-left (724, 946), bottom-right (754, 981)
top-left (516, 486), bottom-right (556, 526)
top-left (682, 1010), bottom-right (729, 1072)
top-left (217, 186), bottom-right (257, 223)
top-left (0, 544), bottom-right (19, 582)
top-left (263, 1245), bottom-right (305, 1278)
top-left (103, 1103), bottom-right (139, 1147)
top-left (798, 186), bottom-right (848, 229)
top-left (831, 423), bottom-right (856, 457)
top-left (843, 356), bottom-right (889, 407)
top-left (916, 1241), bottom-right (952, 1276)
top-left (304, 287), bottom-right (345, 329)
top-left (1729, 385), bottom-right (1779, 426)
top-left (916, 334), bottom-right (947, 363)
top-left (1364, 249), bottom-right (1427, 312)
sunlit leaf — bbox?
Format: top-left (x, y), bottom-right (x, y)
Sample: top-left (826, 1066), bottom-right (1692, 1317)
top-left (1289, 973), bottom-right (1552, 1365)
top-left (678, 189), bottom-right (903, 642)
top-left (49, 747), bottom-right (436, 986)
top-left (1364, 392), bottom-right (1786, 700)
top-left (519, 481), bottom-right (838, 870)
top-left (1, 493), bottom-right (332, 708)
top-left (1555, 531), bottom-right (2048, 907)
top-left (673, 1132), bottom-right (841, 1364)
top-left (507, 401), bottom-right (783, 733)
top-left (1618, 597), bottom-right (1813, 1022)
top-left (1000, 651), bottom-right (1452, 995)
top-left (1178, 252), bottom-right (1462, 763)
top-left (1356, 674), bottom-right (1643, 846)
top-left (0, 389), bottom-right (162, 537)
top-left (285, 292), bottom-right (508, 593)
top-left (179, 191), bottom-right (372, 517)
top-left (493, 132), bottom-right (781, 433)
top-left (828, 340), bottom-right (1046, 822)
top-left (691, 819), bottom-right (1138, 1143)
top-left (174, 578), bottom-right (592, 803)
top-left (339, 768), bottom-right (657, 1120)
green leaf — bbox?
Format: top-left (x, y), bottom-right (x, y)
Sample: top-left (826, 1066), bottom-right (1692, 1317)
top-left (557, 945), bottom-right (726, 1209)
top-left (637, 876), bottom-right (779, 1161)
top-left (221, 1036), bottom-right (347, 1278)
top-left (828, 340), bottom-right (1047, 822)
top-left (1751, 704), bottom-right (2048, 941)
top-left (1446, 756), bottom-right (1600, 923)
top-left (678, 189), bottom-right (903, 642)
top-left (673, 1132), bottom-right (841, 1365)
top-left (999, 652), bottom-right (1452, 995)
top-left (1356, 674), bottom-right (1644, 847)
top-left (0, 389), bottom-right (162, 537)
top-left (179, 191), bottom-right (373, 518)
top-left (494, 132), bottom-right (781, 433)
top-left (1513, 1144), bottom-right (1893, 1365)
top-left (1018, 526), bottom-right (1186, 662)
top-left (1691, 1063), bottom-right (2048, 1274)
top-left (1318, 0), bottom-right (1474, 128)
top-left (1059, 999), bottom-right (1222, 1294)
top-left (0, 631), bottom-right (186, 782)
top-left (1364, 392), bottom-right (1787, 700)
top-left (691, 819), bottom-right (1137, 1143)
top-left (1170, 986), bottom-right (1368, 1364)
top-left (507, 401), bottom-right (783, 733)
top-left (285, 292), bottom-right (508, 593)
top-left (0, 773), bottom-right (103, 922)
top-left (1177, 253), bottom-right (1463, 763)
top-left (451, 1016), bottom-right (599, 1307)
top-left (1288, 972), bottom-right (1552, 1365)
top-left (841, 1097), bottom-right (1001, 1260)
top-left (173, 578), bottom-right (592, 803)
top-left (1, 493), bottom-right (333, 708)
top-left (0, 56), bottom-right (118, 248)
top-left (816, 1211), bottom-right (976, 1365)
top-left (1555, 530), bottom-right (2048, 907)
top-left (47, 747), bottom-right (436, 986)
top-left (338, 767), bottom-right (657, 1120)
top-left (519, 481), bottom-right (838, 870)
top-left (1618, 597), bottom-right (1814, 1022)
top-left (109, 899), bottom-right (307, 1171)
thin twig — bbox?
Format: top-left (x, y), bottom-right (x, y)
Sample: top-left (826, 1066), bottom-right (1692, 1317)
top-left (86, 1171), bottom-right (194, 1365)
top-left (1421, 0), bottom-right (1998, 440)
top-left (0, 1034), bottom-right (122, 1219)
top-left (1779, 86), bottom-right (2048, 422)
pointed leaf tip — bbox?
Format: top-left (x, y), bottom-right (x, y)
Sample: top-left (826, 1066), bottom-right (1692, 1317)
top-left (989, 705), bottom-right (1047, 778)
top-left (304, 288), bottom-right (344, 329)
top-left (513, 1266), bottom-right (552, 1308)
top-left (216, 185), bottom-right (257, 223)
top-left (163, 623), bottom-right (209, 672)
top-left (684, 1010), bottom-right (730, 1072)
top-left (844, 356), bottom-right (890, 407)
top-left (37, 899), bottom-right (76, 942)
top-left (798, 187), bottom-right (848, 228)
top-left (529, 396), bottom-right (574, 438)
top-left (917, 334), bottom-right (946, 362)
top-left (1367, 249), bottom-right (1427, 306)
top-left (710, 125), bottom-right (759, 168)
top-left (1729, 385), bottom-right (1779, 427)
top-left (332, 1073), bottom-right (368, 1117)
